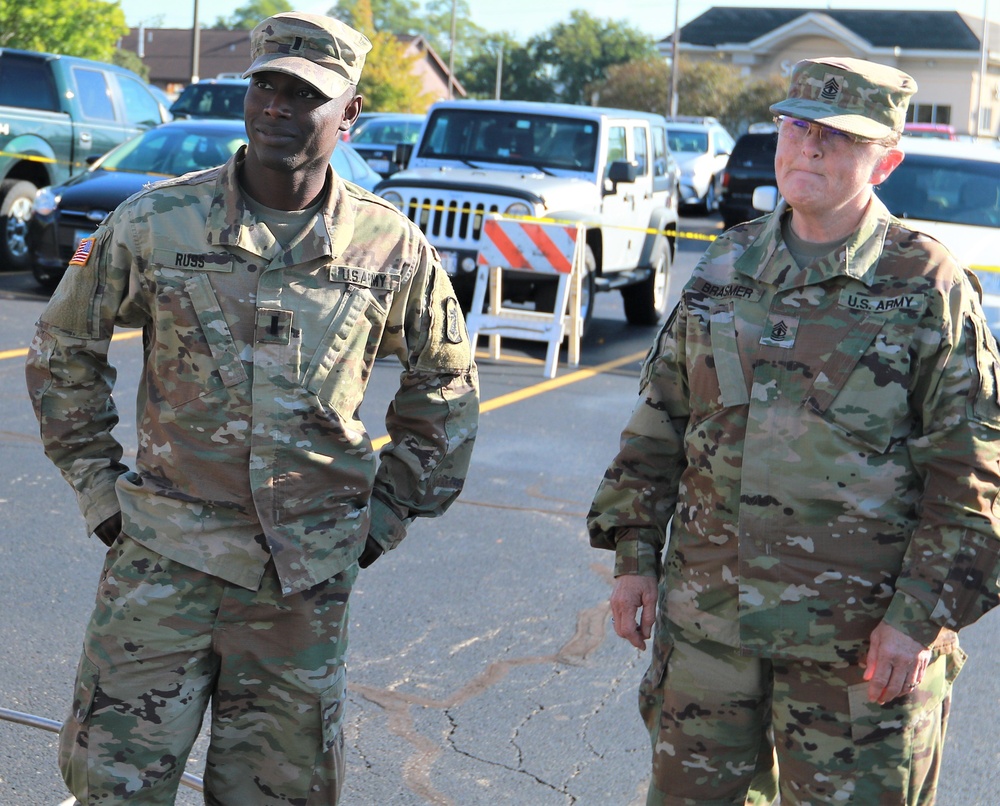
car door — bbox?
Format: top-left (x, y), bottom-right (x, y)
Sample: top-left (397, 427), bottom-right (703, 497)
top-left (600, 121), bottom-right (648, 271)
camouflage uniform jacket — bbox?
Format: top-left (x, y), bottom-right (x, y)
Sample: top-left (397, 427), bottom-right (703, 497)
top-left (26, 148), bottom-right (479, 596)
top-left (589, 197), bottom-right (1000, 661)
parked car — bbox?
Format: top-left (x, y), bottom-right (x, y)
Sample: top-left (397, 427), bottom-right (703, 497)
top-left (376, 100), bottom-right (680, 329)
top-left (665, 116), bottom-right (735, 213)
top-left (903, 122), bottom-right (958, 140)
top-left (331, 141), bottom-right (382, 192)
top-left (0, 47), bottom-right (170, 270)
top-left (347, 113), bottom-right (425, 177)
top-left (169, 77), bottom-right (249, 120)
top-left (719, 129), bottom-right (778, 230)
top-left (28, 116), bottom-right (380, 290)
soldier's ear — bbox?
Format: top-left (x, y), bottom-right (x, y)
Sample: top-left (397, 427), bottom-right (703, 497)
top-left (871, 148), bottom-right (904, 186)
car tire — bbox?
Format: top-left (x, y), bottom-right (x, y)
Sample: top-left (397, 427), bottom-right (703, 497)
top-left (701, 179), bottom-right (718, 214)
top-left (535, 244), bottom-right (596, 336)
top-left (0, 179), bottom-right (38, 271)
top-left (622, 237), bottom-right (671, 326)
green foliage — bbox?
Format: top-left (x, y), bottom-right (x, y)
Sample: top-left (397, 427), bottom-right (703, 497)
top-left (350, 0), bottom-right (435, 112)
top-left (532, 11), bottom-right (655, 105)
top-left (328, 0), bottom-right (422, 34)
top-left (586, 57), bottom-right (671, 115)
top-left (0, 0), bottom-right (128, 61)
top-left (212, 0), bottom-right (295, 30)
top-left (112, 48), bottom-right (150, 81)
top-left (586, 55), bottom-right (786, 134)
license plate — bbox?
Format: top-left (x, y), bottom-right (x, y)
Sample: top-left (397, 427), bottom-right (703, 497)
top-left (368, 158), bottom-right (390, 174)
top-left (439, 250), bottom-right (457, 274)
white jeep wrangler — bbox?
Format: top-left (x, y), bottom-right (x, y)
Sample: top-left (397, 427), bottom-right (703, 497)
top-left (375, 100), bottom-right (680, 329)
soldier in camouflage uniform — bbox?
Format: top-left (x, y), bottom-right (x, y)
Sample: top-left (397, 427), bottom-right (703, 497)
top-left (25, 12), bottom-right (478, 805)
top-left (589, 57), bottom-right (1000, 804)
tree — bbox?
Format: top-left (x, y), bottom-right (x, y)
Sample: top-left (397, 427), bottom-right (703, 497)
top-left (586, 58), bottom-right (670, 115)
top-left (0, 0), bottom-right (128, 61)
top-left (723, 73), bottom-right (787, 134)
top-left (113, 48), bottom-right (150, 81)
top-left (457, 32), bottom-right (551, 101)
top-left (349, 0), bottom-right (435, 112)
top-left (328, 0), bottom-right (422, 34)
top-left (212, 0), bottom-right (295, 30)
top-left (533, 11), bottom-right (655, 105)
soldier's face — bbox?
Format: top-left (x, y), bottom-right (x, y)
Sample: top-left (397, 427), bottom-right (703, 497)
top-left (244, 71), bottom-right (361, 176)
top-left (775, 124), bottom-right (901, 222)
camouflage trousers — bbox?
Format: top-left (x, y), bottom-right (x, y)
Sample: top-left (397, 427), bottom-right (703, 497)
top-left (639, 623), bottom-right (966, 805)
top-left (59, 535), bottom-right (357, 805)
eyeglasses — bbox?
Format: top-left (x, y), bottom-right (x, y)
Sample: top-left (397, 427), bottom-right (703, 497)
top-left (774, 116), bottom-right (874, 149)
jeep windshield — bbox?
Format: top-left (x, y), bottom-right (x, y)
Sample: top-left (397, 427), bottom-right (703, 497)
top-left (417, 108), bottom-right (598, 172)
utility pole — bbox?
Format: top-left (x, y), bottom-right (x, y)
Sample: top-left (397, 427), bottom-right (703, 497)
top-left (669, 0), bottom-right (680, 118)
top-left (448, 0), bottom-right (457, 100)
top-left (190, 0), bottom-right (201, 84)
top-left (495, 44), bottom-right (503, 100)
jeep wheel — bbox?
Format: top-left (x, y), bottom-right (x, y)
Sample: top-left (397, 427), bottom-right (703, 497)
top-left (622, 238), bottom-right (671, 326)
top-left (536, 245), bottom-right (596, 336)
top-left (0, 179), bottom-right (38, 271)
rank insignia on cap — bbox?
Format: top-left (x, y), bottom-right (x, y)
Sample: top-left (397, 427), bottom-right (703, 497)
top-left (69, 237), bottom-right (95, 266)
top-left (820, 76), bottom-right (842, 102)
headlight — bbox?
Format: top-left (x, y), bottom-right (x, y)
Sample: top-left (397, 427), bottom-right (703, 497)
top-left (504, 202), bottom-right (531, 218)
top-left (32, 186), bottom-right (60, 216)
top-left (380, 190), bottom-right (403, 209)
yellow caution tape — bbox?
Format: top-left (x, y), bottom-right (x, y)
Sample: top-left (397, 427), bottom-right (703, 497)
top-left (398, 199), bottom-right (719, 243)
top-left (0, 150), bottom-right (61, 166)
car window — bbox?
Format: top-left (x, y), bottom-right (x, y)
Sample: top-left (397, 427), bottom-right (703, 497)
top-left (632, 126), bottom-right (649, 175)
top-left (667, 130), bottom-right (708, 154)
top-left (170, 84), bottom-right (247, 119)
top-left (352, 120), bottom-right (421, 145)
top-left (0, 54), bottom-right (60, 112)
top-left (606, 126), bottom-right (627, 175)
top-left (117, 75), bottom-right (163, 128)
top-left (651, 126), bottom-right (670, 178)
top-left (102, 128), bottom-right (246, 175)
top-left (875, 153), bottom-right (1000, 227)
top-left (418, 108), bottom-right (600, 173)
top-left (73, 67), bottom-right (116, 121)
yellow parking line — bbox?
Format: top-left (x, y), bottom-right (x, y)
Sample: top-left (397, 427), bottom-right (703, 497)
top-left (0, 329), bottom-right (142, 361)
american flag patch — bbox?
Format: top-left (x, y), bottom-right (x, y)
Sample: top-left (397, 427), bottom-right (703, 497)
top-left (69, 237), bottom-right (95, 266)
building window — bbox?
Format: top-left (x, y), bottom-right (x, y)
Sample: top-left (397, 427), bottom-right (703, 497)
top-left (907, 104), bottom-right (951, 125)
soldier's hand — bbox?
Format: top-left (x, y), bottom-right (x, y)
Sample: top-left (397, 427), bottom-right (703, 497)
top-left (94, 512), bottom-right (122, 547)
top-left (610, 574), bottom-right (658, 651)
top-left (862, 621), bottom-right (932, 704)
top-left (358, 535), bottom-right (384, 569)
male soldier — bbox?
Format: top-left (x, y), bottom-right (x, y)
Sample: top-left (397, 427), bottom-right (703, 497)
top-left (589, 57), bottom-right (1000, 803)
top-left (26, 12), bottom-right (478, 804)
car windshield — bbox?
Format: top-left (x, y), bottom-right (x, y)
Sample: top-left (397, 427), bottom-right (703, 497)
top-left (875, 153), bottom-right (1000, 228)
top-left (351, 119), bottom-right (422, 146)
top-left (99, 127), bottom-right (247, 176)
top-left (170, 83), bottom-right (247, 119)
top-left (417, 109), bottom-right (599, 171)
top-left (666, 130), bottom-right (709, 154)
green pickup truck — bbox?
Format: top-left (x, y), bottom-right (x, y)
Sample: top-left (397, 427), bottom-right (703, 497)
top-left (0, 48), bottom-right (169, 270)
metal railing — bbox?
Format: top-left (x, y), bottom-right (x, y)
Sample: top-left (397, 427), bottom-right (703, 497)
top-left (0, 706), bottom-right (204, 794)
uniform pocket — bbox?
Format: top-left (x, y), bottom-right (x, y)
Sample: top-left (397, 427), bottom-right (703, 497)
top-left (59, 653), bottom-right (101, 799)
top-left (319, 665), bottom-right (347, 753)
top-left (302, 288), bottom-right (384, 420)
top-left (152, 273), bottom-right (243, 408)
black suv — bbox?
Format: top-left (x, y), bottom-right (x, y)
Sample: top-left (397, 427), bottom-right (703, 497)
top-left (719, 130), bottom-right (778, 230)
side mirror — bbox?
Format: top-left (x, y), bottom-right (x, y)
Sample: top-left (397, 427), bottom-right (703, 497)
top-left (752, 186), bottom-right (779, 213)
top-left (393, 142), bottom-right (413, 169)
top-left (604, 160), bottom-right (639, 195)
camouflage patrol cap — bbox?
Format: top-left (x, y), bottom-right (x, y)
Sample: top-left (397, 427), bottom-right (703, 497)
top-left (769, 57), bottom-right (917, 140)
top-left (243, 12), bottom-right (372, 99)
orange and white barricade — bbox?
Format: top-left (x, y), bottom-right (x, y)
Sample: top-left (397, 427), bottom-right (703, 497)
top-left (466, 217), bottom-right (584, 378)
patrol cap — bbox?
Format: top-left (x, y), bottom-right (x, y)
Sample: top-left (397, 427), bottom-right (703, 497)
top-left (769, 57), bottom-right (917, 140)
top-left (243, 12), bottom-right (372, 99)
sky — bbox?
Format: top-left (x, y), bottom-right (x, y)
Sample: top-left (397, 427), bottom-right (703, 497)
top-left (118, 0), bottom-right (1000, 43)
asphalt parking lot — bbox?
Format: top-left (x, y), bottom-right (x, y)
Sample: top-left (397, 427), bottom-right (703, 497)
top-left (2, 215), bottom-right (1000, 805)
